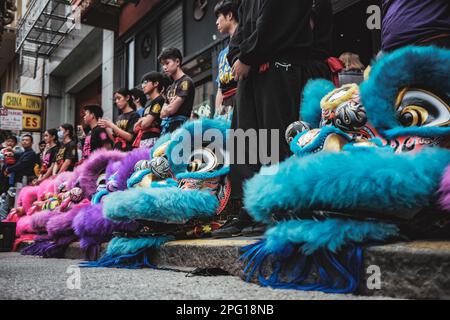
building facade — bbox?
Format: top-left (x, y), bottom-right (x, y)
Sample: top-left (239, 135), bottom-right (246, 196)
top-left (2, 0), bottom-right (382, 139)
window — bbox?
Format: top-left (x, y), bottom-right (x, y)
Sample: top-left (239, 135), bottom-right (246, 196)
top-left (126, 38), bottom-right (135, 89)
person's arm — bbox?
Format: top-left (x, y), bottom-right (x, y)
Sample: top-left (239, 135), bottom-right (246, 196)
top-left (38, 163), bottom-right (54, 182)
top-left (99, 120), bottom-right (135, 142)
top-left (227, 2), bottom-right (245, 66)
top-left (216, 88), bottom-right (223, 110)
top-left (161, 96), bottom-right (184, 118)
top-left (141, 114), bottom-right (157, 129)
top-left (238, 0), bottom-right (312, 66)
top-left (58, 159), bottom-right (72, 174)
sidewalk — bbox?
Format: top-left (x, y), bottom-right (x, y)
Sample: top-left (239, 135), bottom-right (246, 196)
top-left (42, 238), bottom-right (450, 300)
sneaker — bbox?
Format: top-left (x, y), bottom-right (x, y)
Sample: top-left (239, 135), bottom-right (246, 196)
top-left (241, 222), bottom-right (267, 237)
top-left (211, 217), bottom-right (253, 239)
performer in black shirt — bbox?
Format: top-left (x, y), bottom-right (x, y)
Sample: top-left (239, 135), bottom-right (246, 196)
top-left (214, 0), bottom-right (331, 238)
top-left (82, 105), bottom-right (112, 160)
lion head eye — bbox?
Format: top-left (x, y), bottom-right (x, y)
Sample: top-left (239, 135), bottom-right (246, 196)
top-left (396, 88), bottom-right (450, 128)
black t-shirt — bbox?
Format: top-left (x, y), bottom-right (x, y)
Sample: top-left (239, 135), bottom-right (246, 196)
top-left (82, 126), bottom-right (112, 160)
top-left (166, 74), bottom-right (195, 118)
top-left (55, 141), bottom-right (78, 172)
top-left (40, 145), bottom-right (58, 174)
top-left (114, 111), bottom-right (140, 151)
top-left (142, 95), bottom-right (165, 140)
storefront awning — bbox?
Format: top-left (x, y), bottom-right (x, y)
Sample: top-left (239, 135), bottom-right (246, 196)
top-left (15, 0), bottom-right (76, 58)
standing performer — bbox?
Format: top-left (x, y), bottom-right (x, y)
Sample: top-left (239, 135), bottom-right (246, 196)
top-left (213, 0), bottom-right (330, 238)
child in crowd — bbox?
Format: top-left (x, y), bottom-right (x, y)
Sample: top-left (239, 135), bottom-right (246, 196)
top-left (1, 136), bottom-right (23, 188)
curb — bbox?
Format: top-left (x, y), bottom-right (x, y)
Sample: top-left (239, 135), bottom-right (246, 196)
top-left (21, 238), bottom-right (450, 299)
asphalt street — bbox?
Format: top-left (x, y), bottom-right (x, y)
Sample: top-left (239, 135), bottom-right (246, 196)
top-left (0, 253), bottom-right (388, 300)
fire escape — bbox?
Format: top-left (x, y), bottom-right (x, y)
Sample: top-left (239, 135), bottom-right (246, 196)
top-left (15, 0), bottom-right (130, 78)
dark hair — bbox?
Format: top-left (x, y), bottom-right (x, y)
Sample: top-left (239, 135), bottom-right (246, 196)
top-left (158, 47), bottom-right (183, 65)
top-left (141, 71), bottom-right (166, 92)
top-left (22, 134), bottom-right (33, 143)
top-left (46, 128), bottom-right (58, 144)
top-left (114, 88), bottom-right (135, 110)
top-left (6, 135), bottom-right (18, 144)
top-left (39, 140), bottom-right (46, 146)
top-left (130, 88), bottom-right (148, 106)
top-left (214, 0), bottom-right (239, 22)
top-left (83, 105), bottom-right (104, 120)
top-left (61, 124), bottom-right (75, 140)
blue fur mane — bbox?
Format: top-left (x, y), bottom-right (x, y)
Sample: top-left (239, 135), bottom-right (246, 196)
top-left (244, 147), bottom-right (450, 223)
top-left (103, 187), bottom-right (219, 223)
top-left (263, 219), bottom-right (399, 256)
top-left (300, 79), bottom-right (335, 127)
top-left (105, 236), bottom-right (173, 257)
top-left (360, 46), bottom-right (450, 133)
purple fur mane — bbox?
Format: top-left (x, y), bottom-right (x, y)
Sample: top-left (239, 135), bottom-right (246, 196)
top-left (77, 149), bottom-right (125, 198)
top-left (73, 204), bottom-right (139, 260)
top-left (440, 165), bottom-right (450, 211)
top-left (31, 210), bottom-right (55, 232)
top-left (115, 148), bottom-right (150, 190)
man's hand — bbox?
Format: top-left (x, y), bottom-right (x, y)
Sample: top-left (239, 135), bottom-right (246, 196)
top-left (232, 60), bottom-right (251, 81)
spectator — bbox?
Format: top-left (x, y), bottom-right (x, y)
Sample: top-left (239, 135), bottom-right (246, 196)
top-left (130, 88), bottom-right (148, 117)
top-left (133, 72), bottom-right (166, 149)
top-left (99, 88), bottom-right (140, 152)
top-left (159, 48), bottom-right (195, 134)
top-left (37, 129), bottom-right (59, 184)
top-left (37, 140), bottom-right (46, 163)
top-left (338, 52), bottom-right (365, 85)
top-left (382, 0), bottom-right (450, 52)
top-left (4, 135), bottom-right (38, 186)
top-left (82, 105), bottom-right (113, 160)
top-left (1, 136), bottom-right (23, 189)
top-left (53, 124), bottom-right (78, 175)
top-left (214, 0), bottom-right (239, 122)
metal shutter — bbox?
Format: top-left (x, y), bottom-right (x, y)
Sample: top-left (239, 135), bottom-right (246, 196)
top-left (159, 3), bottom-right (184, 54)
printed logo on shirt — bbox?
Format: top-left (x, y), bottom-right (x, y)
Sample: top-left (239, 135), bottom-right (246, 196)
top-left (82, 135), bottom-right (92, 159)
top-left (181, 80), bottom-right (190, 92)
top-left (219, 51), bottom-right (234, 85)
top-left (151, 103), bottom-right (162, 114)
top-left (116, 119), bottom-right (129, 131)
top-left (56, 147), bottom-right (66, 164)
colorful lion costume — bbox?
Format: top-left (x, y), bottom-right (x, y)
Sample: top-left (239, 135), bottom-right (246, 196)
top-left (83, 119), bottom-right (232, 268)
top-left (240, 46), bottom-right (450, 293)
top-left (21, 149), bottom-right (125, 258)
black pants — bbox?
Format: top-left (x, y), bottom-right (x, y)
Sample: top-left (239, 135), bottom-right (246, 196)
top-left (230, 59), bottom-right (330, 201)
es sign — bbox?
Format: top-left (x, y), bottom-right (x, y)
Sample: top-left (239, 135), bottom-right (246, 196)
top-left (23, 113), bottom-right (41, 131)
